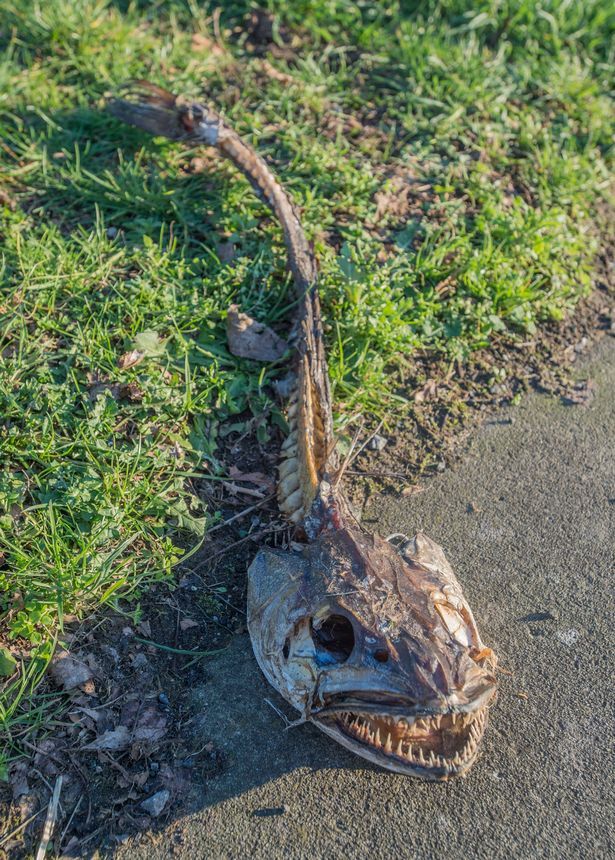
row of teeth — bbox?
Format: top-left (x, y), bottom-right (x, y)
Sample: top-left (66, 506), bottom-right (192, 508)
top-left (377, 712), bottom-right (476, 731)
top-left (338, 710), bottom-right (487, 770)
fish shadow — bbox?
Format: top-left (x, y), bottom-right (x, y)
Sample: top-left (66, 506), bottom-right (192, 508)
top-left (187, 634), bottom-right (374, 813)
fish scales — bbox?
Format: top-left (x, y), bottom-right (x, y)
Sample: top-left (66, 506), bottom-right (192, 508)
top-left (108, 83), bottom-right (497, 779)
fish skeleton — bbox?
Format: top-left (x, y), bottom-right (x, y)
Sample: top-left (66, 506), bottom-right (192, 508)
top-left (108, 82), bottom-right (497, 779)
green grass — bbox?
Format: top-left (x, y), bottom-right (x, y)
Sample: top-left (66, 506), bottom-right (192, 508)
top-left (0, 0), bottom-right (613, 770)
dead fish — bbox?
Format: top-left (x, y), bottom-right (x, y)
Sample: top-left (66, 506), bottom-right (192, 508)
top-left (108, 82), bottom-right (497, 779)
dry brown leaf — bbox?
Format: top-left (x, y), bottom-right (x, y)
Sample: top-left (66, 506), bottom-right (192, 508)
top-left (228, 465), bottom-right (273, 489)
top-left (226, 304), bottom-right (287, 362)
top-left (191, 32), bottom-right (224, 55)
top-left (83, 725), bottom-right (131, 751)
top-left (49, 651), bottom-right (94, 691)
top-left (373, 174), bottom-right (412, 224)
top-left (260, 59), bottom-right (296, 85)
top-left (118, 349), bottom-right (144, 369)
top-left (179, 617), bottom-right (200, 631)
top-left (414, 379), bottom-right (439, 403)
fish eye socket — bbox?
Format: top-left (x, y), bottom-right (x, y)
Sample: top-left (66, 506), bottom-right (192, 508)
top-left (311, 614), bottom-right (355, 662)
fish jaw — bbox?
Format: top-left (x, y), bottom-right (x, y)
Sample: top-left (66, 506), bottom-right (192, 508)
top-left (311, 678), bottom-right (495, 779)
top-left (247, 530), bottom-right (497, 780)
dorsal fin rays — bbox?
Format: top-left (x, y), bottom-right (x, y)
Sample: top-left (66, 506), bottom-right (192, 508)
top-left (277, 287), bottom-right (337, 525)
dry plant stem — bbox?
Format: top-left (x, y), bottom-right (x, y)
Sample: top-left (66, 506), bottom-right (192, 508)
top-left (35, 774), bottom-right (63, 860)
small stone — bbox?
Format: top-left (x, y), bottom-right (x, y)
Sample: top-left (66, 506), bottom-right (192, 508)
top-left (158, 692), bottom-right (170, 707)
top-left (140, 789), bottom-right (170, 818)
top-left (556, 629), bottom-right (579, 646)
top-left (368, 434), bottom-right (387, 452)
top-left (106, 226), bottom-right (118, 239)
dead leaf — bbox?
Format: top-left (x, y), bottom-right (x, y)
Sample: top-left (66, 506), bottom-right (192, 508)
top-left (137, 619), bottom-right (152, 637)
top-left (0, 188), bottom-right (16, 211)
top-left (120, 699), bottom-right (169, 744)
top-left (226, 304), bottom-right (287, 362)
top-left (83, 725), bottom-right (131, 751)
top-left (49, 651), bottom-right (94, 691)
top-left (260, 59), bottom-right (296, 85)
top-left (228, 465), bottom-right (274, 489)
top-left (373, 174), bottom-right (412, 224)
top-left (133, 708), bottom-right (168, 743)
top-left (0, 647), bottom-right (17, 677)
top-left (414, 379), bottom-right (439, 403)
top-left (9, 761), bottom-right (30, 800)
top-left (191, 32), bottom-right (223, 55)
top-left (179, 618), bottom-right (199, 631)
top-left (118, 349), bottom-right (144, 369)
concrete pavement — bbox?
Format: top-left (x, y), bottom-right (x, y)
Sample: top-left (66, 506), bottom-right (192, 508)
top-left (118, 336), bottom-right (615, 860)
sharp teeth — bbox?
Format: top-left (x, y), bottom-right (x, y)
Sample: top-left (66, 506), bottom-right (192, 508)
top-left (396, 739), bottom-right (404, 757)
top-left (434, 715), bottom-right (442, 729)
top-left (406, 744), bottom-right (414, 760)
top-left (384, 733), bottom-right (392, 754)
top-left (429, 751), bottom-right (436, 766)
top-left (374, 727), bottom-right (382, 747)
top-left (418, 748), bottom-right (425, 765)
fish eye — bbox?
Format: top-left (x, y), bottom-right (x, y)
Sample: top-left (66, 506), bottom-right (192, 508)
top-left (373, 649), bottom-right (389, 663)
top-left (311, 614), bottom-right (355, 662)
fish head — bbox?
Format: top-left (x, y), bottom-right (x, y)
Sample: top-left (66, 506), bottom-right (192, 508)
top-left (247, 528), bottom-right (496, 780)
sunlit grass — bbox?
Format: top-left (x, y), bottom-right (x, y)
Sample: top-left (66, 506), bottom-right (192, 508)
top-left (0, 0), bottom-right (613, 769)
